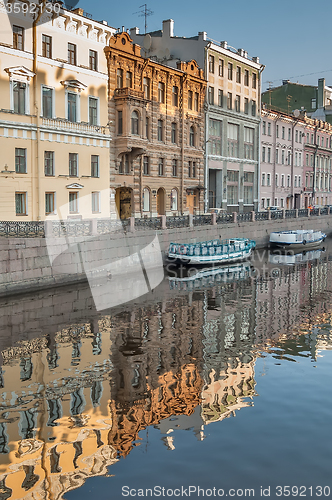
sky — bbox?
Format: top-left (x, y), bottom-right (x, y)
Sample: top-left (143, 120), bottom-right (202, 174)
top-left (74, 0), bottom-right (332, 91)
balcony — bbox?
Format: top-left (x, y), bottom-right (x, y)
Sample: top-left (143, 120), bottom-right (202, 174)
top-left (114, 87), bottom-right (144, 100)
top-left (41, 118), bottom-right (110, 136)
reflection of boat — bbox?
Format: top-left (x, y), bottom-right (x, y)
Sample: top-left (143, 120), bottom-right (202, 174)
top-left (269, 230), bottom-right (326, 250)
top-left (269, 248), bottom-right (326, 265)
top-left (167, 238), bottom-right (255, 266)
top-left (168, 262), bottom-right (252, 291)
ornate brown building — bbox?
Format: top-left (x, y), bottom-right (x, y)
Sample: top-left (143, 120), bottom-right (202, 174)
top-left (104, 31), bottom-right (206, 218)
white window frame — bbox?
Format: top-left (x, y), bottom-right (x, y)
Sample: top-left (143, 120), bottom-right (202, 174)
top-left (10, 80), bottom-right (30, 115)
top-left (88, 95), bottom-right (100, 126)
top-left (45, 191), bottom-right (57, 215)
top-left (92, 191), bottom-right (101, 213)
top-left (65, 90), bottom-right (80, 122)
top-left (41, 85), bottom-right (55, 119)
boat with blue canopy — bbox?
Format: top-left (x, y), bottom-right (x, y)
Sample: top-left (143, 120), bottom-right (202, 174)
top-left (167, 238), bottom-right (256, 266)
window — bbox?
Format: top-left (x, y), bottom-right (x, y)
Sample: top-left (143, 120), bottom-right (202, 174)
top-left (276, 149), bottom-right (279, 163)
top-left (91, 155), bottom-right (99, 177)
top-left (244, 69), bottom-right (249, 86)
top-left (69, 192), bottom-right (78, 213)
top-left (172, 159), bottom-right (177, 177)
top-left (158, 82), bottom-right (165, 103)
top-left (252, 100), bottom-right (256, 116)
top-left (194, 92), bottom-right (199, 111)
top-left (281, 175), bottom-right (285, 188)
top-left (311, 134), bottom-right (314, 144)
top-left (298, 175), bottom-right (301, 188)
top-left (295, 152), bottom-right (298, 166)
top-left (311, 98), bottom-right (316, 109)
top-left (131, 111), bottom-right (139, 135)
top-left (209, 55), bottom-right (215, 73)
top-left (45, 193), bottom-right (55, 214)
top-left (235, 95), bottom-right (240, 112)
top-left (228, 62), bottom-right (233, 80)
top-left (117, 110), bottom-right (123, 135)
top-left (89, 49), bottom-right (97, 71)
top-left (143, 188), bottom-right (150, 211)
top-left (126, 71), bottom-right (132, 88)
top-left (170, 189), bottom-right (178, 211)
top-left (244, 127), bottom-right (254, 159)
top-left (267, 174), bottom-right (271, 186)
top-left (281, 150), bottom-right (285, 164)
top-left (15, 192), bottom-right (27, 215)
top-left (282, 126), bottom-right (285, 139)
top-left (262, 122), bottom-right (266, 135)
top-left (267, 122), bottom-right (271, 136)
top-left (267, 147), bottom-right (271, 163)
top-left (209, 119), bottom-right (222, 155)
top-left (274, 198), bottom-right (278, 206)
top-left (15, 148), bottom-right (27, 173)
top-left (227, 123), bottom-right (239, 157)
top-left (89, 97), bottom-right (98, 126)
top-left (218, 89), bottom-right (223, 107)
top-left (158, 158), bottom-right (164, 176)
top-left (288, 128), bottom-right (291, 141)
top-left (13, 26), bottom-right (24, 50)
top-left (294, 175), bottom-right (297, 188)
top-left (244, 97), bottom-right (249, 114)
top-left (69, 153), bottom-right (78, 177)
top-left (119, 153), bottom-right (130, 173)
top-left (157, 119), bottom-right (163, 141)
top-left (13, 82), bottom-right (26, 114)
top-left (275, 174), bottom-right (278, 187)
top-left (227, 171), bottom-right (239, 205)
top-left (236, 66), bottom-right (241, 83)
top-left (244, 185), bottom-right (253, 205)
top-left (299, 153), bottom-right (302, 166)
top-left (188, 90), bottom-right (193, 110)
top-left (227, 92), bottom-right (232, 110)
top-left (261, 198), bottom-right (265, 209)
top-left (92, 192), bottom-right (100, 213)
top-left (145, 116), bottom-right (150, 139)
top-left (252, 73), bottom-right (257, 89)
top-left (276, 125), bottom-right (279, 138)
top-left (188, 161), bottom-right (196, 178)
top-left (189, 126), bottom-right (195, 147)
top-left (262, 147), bottom-right (266, 162)
top-left (280, 198), bottom-right (284, 208)
top-left (208, 87), bottom-right (214, 105)
top-left (68, 43), bottom-right (76, 65)
top-left (42, 87), bottom-right (53, 118)
top-left (287, 175), bottom-right (291, 187)
top-left (172, 86), bottom-right (179, 107)
top-left (266, 198), bottom-right (270, 208)
top-left (171, 122), bottom-right (177, 143)
top-left (42, 35), bottom-right (52, 58)
top-left (143, 156), bottom-right (149, 175)
top-left (143, 77), bottom-right (150, 99)
top-left (295, 130), bottom-right (298, 142)
top-left (117, 68), bottom-right (123, 88)
top-left (44, 151), bottom-right (54, 176)
top-left (262, 173), bottom-right (265, 186)
top-left (219, 59), bottom-right (224, 77)
top-left (67, 92), bottom-right (77, 122)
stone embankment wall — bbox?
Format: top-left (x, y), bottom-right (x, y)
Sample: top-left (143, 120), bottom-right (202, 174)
top-left (0, 215), bottom-right (331, 297)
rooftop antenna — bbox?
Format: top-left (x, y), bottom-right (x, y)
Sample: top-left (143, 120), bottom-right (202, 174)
top-left (133, 4), bottom-right (153, 34)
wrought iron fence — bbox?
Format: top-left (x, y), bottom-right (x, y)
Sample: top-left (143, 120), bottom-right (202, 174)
top-left (52, 221), bottom-right (92, 237)
top-left (270, 210), bottom-right (284, 220)
top-left (0, 221), bottom-right (45, 237)
top-left (298, 209), bottom-right (309, 217)
top-left (237, 212), bottom-right (252, 222)
top-left (285, 210), bottom-right (297, 218)
top-left (320, 207), bottom-right (328, 216)
top-left (135, 217), bottom-right (162, 230)
top-left (193, 215), bottom-right (212, 226)
top-left (166, 216), bottom-right (190, 229)
top-left (216, 213), bottom-right (233, 224)
top-left (255, 211), bottom-right (269, 221)
top-left (310, 208), bottom-right (320, 216)
top-left (97, 219), bottom-right (128, 234)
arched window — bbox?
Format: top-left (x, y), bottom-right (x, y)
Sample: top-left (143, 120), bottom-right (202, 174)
top-left (143, 188), bottom-right (150, 212)
top-left (131, 110), bottom-right (139, 135)
top-left (189, 126), bottom-right (195, 147)
top-left (170, 188), bottom-right (178, 211)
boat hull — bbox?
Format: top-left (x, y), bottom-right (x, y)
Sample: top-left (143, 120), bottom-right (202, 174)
top-left (167, 248), bottom-right (253, 266)
top-left (269, 238), bottom-right (325, 250)
top-left (269, 230), bottom-right (326, 250)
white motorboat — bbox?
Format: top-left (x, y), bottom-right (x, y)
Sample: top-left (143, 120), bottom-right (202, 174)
top-left (269, 230), bottom-right (326, 250)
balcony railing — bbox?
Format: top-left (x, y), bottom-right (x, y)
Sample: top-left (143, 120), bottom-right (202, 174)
top-left (114, 87), bottom-right (144, 100)
top-left (41, 118), bottom-right (110, 135)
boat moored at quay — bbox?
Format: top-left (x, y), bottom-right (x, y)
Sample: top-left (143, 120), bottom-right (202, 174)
top-left (269, 230), bottom-right (326, 250)
top-left (167, 238), bottom-right (256, 266)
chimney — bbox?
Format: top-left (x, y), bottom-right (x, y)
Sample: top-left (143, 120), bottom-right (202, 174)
top-left (317, 78), bottom-right (325, 108)
top-left (238, 48), bottom-right (245, 57)
top-left (163, 19), bottom-right (174, 37)
top-left (220, 41), bottom-right (227, 49)
top-left (198, 31), bottom-right (207, 41)
top-left (282, 80), bottom-right (290, 85)
top-left (252, 56), bottom-right (259, 64)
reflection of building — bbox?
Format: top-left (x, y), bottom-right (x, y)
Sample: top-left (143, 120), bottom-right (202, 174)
top-left (105, 30), bottom-right (206, 218)
top-left (131, 19), bottom-right (264, 212)
top-left (0, 5), bottom-right (113, 221)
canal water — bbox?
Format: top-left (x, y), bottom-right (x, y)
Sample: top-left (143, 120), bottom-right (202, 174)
top-left (0, 240), bottom-right (332, 499)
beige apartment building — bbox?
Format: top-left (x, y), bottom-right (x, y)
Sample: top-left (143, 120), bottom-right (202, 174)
top-left (0, 3), bottom-right (115, 221)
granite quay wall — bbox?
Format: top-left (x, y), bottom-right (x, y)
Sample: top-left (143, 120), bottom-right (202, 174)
top-left (0, 211), bottom-right (331, 298)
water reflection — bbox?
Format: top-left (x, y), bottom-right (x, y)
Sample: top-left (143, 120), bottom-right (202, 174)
top-left (0, 245), bottom-right (331, 498)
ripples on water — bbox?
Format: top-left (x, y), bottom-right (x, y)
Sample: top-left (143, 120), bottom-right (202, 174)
top-left (0, 243), bottom-right (332, 499)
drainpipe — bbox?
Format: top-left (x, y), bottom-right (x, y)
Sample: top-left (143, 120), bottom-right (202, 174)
top-left (204, 43), bottom-right (211, 213)
top-left (313, 124), bottom-right (318, 205)
top-left (257, 64), bottom-right (265, 212)
top-left (181, 74), bottom-right (186, 214)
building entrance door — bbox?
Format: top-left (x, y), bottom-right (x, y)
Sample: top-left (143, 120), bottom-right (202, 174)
top-left (157, 188), bottom-right (165, 215)
top-left (116, 187), bottom-right (132, 219)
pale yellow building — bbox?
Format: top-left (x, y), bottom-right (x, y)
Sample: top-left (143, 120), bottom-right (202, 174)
top-left (0, 3), bottom-right (115, 221)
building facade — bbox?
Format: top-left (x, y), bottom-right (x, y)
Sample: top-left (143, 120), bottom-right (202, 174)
top-left (130, 19), bottom-right (264, 212)
top-left (104, 30), bottom-right (206, 218)
top-left (0, 4), bottom-right (114, 221)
